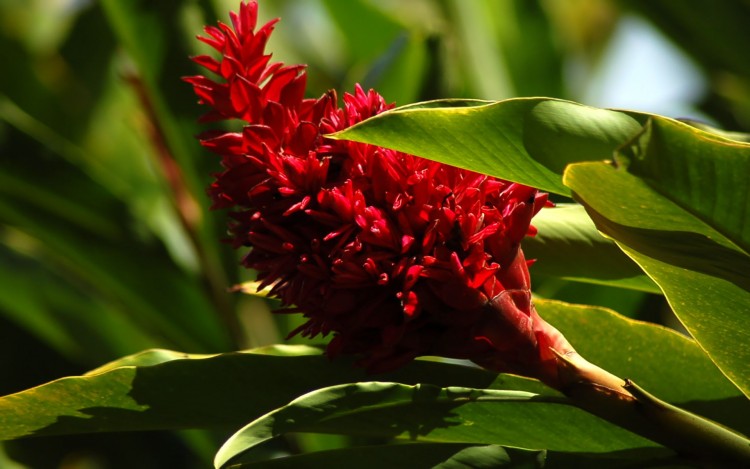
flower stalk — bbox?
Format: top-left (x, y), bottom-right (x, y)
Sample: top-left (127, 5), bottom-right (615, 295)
top-left (553, 348), bottom-right (750, 465)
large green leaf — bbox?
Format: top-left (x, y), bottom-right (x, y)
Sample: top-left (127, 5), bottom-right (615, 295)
top-left (524, 204), bottom-right (658, 292)
top-left (626, 119), bottom-right (750, 252)
top-left (333, 98), bottom-right (645, 195)
top-left (563, 117), bottom-right (750, 398)
top-left (214, 382), bottom-right (657, 468)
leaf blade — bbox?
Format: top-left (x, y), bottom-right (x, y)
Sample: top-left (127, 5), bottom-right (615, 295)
top-left (332, 98), bottom-right (645, 196)
top-left (0, 346), bottom-right (501, 441)
top-left (3, 297), bottom-right (747, 442)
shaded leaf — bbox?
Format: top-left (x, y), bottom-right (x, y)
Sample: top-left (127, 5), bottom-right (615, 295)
top-left (524, 204), bottom-right (658, 292)
top-left (234, 443), bottom-right (545, 469)
top-left (0, 346), bottom-right (506, 441)
top-left (544, 448), bottom-right (692, 469)
top-left (533, 279), bottom-right (651, 321)
top-left (242, 445), bottom-right (684, 469)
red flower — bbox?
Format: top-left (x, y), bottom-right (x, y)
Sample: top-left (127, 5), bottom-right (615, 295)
top-left (185, 1), bottom-right (573, 387)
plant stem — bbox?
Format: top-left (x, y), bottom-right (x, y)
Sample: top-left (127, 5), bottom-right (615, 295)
top-left (553, 349), bottom-right (750, 466)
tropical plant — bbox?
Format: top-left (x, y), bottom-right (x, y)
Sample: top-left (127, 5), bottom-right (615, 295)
top-left (1, 1), bottom-right (749, 467)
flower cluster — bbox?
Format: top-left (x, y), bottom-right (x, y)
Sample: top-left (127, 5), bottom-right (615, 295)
top-left (186, 1), bottom-right (570, 385)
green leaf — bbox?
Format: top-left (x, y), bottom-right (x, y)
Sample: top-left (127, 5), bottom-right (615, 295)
top-left (433, 444), bottom-right (543, 469)
top-left (626, 119), bottom-right (750, 252)
top-left (0, 346), bottom-right (505, 441)
top-left (232, 443), bottom-right (545, 469)
top-left (214, 382), bottom-right (656, 469)
top-left (678, 119), bottom-right (750, 144)
top-left (332, 98), bottom-right (645, 196)
top-left (563, 117), bottom-right (750, 398)
top-left (3, 298), bottom-right (746, 442)
top-left (533, 279), bottom-right (650, 320)
top-left (524, 204), bottom-right (658, 292)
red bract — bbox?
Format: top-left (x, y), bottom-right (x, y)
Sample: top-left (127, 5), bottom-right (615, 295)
top-left (186, 1), bottom-right (572, 386)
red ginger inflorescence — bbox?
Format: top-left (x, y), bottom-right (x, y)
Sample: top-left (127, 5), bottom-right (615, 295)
top-left (185, 1), bottom-right (573, 386)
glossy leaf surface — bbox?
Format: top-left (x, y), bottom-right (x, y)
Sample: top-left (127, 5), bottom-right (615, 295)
top-left (333, 98), bottom-right (645, 196)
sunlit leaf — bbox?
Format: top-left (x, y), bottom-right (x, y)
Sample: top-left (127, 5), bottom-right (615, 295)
top-left (333, 98), bottom-right (645, 195)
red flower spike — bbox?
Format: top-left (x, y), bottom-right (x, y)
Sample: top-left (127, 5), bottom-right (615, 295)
top-left (186, 1), bottom-right (573, 388)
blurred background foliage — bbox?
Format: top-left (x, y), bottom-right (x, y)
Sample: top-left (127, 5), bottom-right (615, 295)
top-left (1, 0), bottom-right (748, 467)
